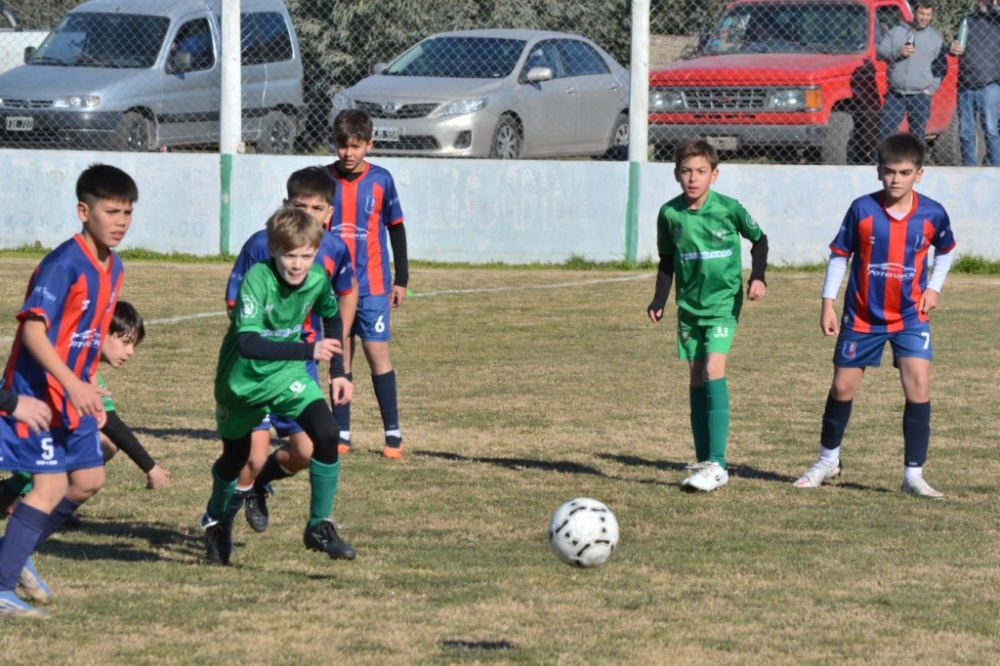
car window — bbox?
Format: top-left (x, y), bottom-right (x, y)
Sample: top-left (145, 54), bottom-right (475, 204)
top-left (173, 18), bottom-right (214, 71)
top-left (29, 12), bottom-right (169, 68)
top-left (241, 12), bottom-right (293, 64)
top-left (556, 40), bottom-right (610, 77)
top-left (522, 40), bottom-right (567, 79)
top-left (875, 5), bottom-right (905, 39)
top-left (385, 36), bottom-right (525, 79)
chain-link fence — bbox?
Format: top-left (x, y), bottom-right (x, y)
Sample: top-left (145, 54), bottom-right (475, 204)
top-left (0, 0), bottom-right (984, 163)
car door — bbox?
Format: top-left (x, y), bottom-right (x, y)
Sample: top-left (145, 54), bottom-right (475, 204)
top-left (159, 15), bottom-right (219, 145)
top-left (515, 39), bottom-right (580, 156)
top-left (555, 38), bottom-right (624, 153)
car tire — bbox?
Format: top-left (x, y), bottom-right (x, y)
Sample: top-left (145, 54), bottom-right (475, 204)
top-left (114, 112), bottom-right (153, 152)
top-left (820, 111), bottom-right (853, 165)
top-left (489, 116), bottom-right (521, 159)
top-left (257, 111), bottom-right (296, 155)
top-left (597, 113), bottom-right (629, 160)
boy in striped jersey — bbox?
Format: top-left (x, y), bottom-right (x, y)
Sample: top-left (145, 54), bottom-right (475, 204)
top-left (794, 133), bottom-right (957, 497)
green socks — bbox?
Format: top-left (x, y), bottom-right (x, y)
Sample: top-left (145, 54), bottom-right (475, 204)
top-left (689, 386), bottom-right (710, 463)
top-left (705, 377), bottom-right (730, 468)
top-left (207, 463), bottom-right (238, 523)
top-left (308, 458), bottom-right (341, 527)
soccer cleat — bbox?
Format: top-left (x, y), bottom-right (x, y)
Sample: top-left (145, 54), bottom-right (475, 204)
top-left (17, 556), bottom-right (51, 604)
top-left (0, 590), bottom-right (48, 618)
top-left (244, 485), bottom-right (270, 533)
top-left (337, 440), bottom-right (352, 454)
top-left (382, 436), bottom-right (404, 459)
top-left (203, 511), bottom-right (234, 565)
top-left (900, 476), bottom-right (944, 499)
top-left (793, 461), bottom-right (843, 489)
top-left (303, 519), bottom-right (356, 560)
top-left (681, 461), bottom-right (729, 492)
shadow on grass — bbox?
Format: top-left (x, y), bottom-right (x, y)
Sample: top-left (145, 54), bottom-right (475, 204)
top-left (38, 519), bottom-right (204, 562)
top-left (132, 427), bottom-right (217, 441)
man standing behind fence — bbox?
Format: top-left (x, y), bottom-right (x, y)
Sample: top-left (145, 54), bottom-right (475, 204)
top-left (949, 0), bottom-right (1000, 166)
top-left (875, 0), bottom-right (945, 155)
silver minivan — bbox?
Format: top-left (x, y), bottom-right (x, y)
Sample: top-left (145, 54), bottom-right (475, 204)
top-left (0, 0), bottom-right (304, 153)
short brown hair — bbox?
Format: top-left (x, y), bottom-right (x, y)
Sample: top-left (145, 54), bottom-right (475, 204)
top-left (673, 139), bottom-right (720, 170)
top-left (266, 206), bottom-right (323, 254)
top-left (877, 132), bottom-right (925, 169)
top-left (286, 166), bottom-right (335, 202)
top-left (332, 109), bottom-right (373, 145)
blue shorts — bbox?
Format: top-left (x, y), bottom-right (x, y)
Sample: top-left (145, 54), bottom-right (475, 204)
top-left (250, 361), bottom-right (318, 437)
top-left (0, 415), bottom-right (103, 473)
top-left (353, 294), bottom-right (391, 342)
top-left (833, 324), bottom-right (932, 368)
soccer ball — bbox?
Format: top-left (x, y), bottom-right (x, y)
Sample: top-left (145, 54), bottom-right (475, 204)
top-left (548, 498), bottom-right (619, 568)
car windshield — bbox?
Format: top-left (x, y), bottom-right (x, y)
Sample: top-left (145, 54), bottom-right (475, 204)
top-left (29, 12), bottom-right (170, 68)
top-left (704, 3), bottom-right (869, 55)
top-left (383, 36), bottom-right (526, 79)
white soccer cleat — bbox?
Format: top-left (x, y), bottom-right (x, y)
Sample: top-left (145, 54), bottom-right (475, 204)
top-left (900, 476), bottom-right (944, 499)
top-left (681, 461), bottom-right (729, 492)
top-left (793, 461), bottom-right (842, 488)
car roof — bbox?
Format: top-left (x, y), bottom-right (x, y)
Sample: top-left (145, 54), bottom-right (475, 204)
top-left (424, 28), bottom-right (593, 42)
top-left (71, 0), bottom-right (282, 16)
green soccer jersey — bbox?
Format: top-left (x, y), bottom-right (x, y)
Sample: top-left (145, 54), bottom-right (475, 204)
top-left (657, 190), bottom-right (763, 322)
top-left (96, 372), bottom-right (116, 413)
top-left (215, 259), bottom-right (338, 408)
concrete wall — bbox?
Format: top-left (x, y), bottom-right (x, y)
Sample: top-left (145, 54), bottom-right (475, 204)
top-left (0, 149), bottom-right (996, 264)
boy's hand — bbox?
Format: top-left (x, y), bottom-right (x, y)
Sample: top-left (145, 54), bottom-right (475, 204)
top-left (329, 376), bottom-right (353, 405)
top-left (747, 279), bottom-right (766, 301)
top-left (391, 285), bottom-right (407, 308)
top-left (647, 305), bottom-right (664, 323)
top-left (919, 289), bottom-right (939, 315)
top-left (11, 395), bottom-right (52, 434)
top-left (312, 338), bottom-right (343, 362)
top-left (820, 299), bottom-right (840, 336)
top-left (146, 465), bottom-right (171, 489)
top-left (67, 376), bottom-right (109, 420)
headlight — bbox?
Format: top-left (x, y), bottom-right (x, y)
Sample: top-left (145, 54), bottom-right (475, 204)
top-left (766, 88), bottom-right (822, 111)
top-left (649, 89), bottom-right (684, 112)
top-left (430, 98), bottom-right (487, 118)
top-left (332, 92), bottom-right (355, 111)
top-left (52, 95), bottom-right (101, 110)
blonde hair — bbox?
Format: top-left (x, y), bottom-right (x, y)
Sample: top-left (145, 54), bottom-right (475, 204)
top-left (265, 206), bottom-right (323, 254)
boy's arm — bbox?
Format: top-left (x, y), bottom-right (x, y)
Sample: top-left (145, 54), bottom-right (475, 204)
top-left (388, 222), bottom-right (408, 307)
top-left (323, 311), bottom-right (353, 405)
top-left (747, 233), bottom-right (769, 301)
top-left (0, 389), bottom-right (52, 434)
top-left (820, 254), bottom-right (848, 336)
top-left (21, 317), bottom-right (107, 421)
top-left (101, 410), bottom-right (156, 474)
top-left (237, 332), bottom-right (317, 361)
top-left (921, 248), bottom-right (956, 314)
top-left (647, 254), bottom-right (675, 323)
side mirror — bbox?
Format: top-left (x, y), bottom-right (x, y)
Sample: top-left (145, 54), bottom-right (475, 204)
top-left (373, 62), bottom-right (388, 74)
top-left (23, 46), bottom-right (35, 64)
top-left (166, 50), bottom-right (192, 75)
top-left (524, 66), bottom-right (553, 83)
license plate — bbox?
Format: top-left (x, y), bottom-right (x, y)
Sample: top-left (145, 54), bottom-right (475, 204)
top-left (5, 116), bottom-right (33, 131)
top-left (705, 135), bottom-right (738, 151)
top-left (373, 126), bottom-right (400, 142)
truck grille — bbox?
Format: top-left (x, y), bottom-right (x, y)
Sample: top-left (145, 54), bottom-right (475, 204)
top-left (356, 100), bottom-right (438, 119)
top-left (682, 88), bottom-right (767, 111)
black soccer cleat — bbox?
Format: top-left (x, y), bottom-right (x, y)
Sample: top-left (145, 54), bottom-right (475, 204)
top-left (244, 485), bottom-right (270, 533)
top-left (204, 515), bottom-right (234, 566)
top-left (303, 519), bottom-right (356, 560)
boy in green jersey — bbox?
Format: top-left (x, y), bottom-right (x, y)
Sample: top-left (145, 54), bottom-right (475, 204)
top-left (647, 139), bottom-right (769, 492)
top-left (202, 206), bottom-right (355, 565)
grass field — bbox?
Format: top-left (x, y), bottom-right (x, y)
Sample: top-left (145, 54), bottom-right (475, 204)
top-left (0, 259), bottom-right (998, 665)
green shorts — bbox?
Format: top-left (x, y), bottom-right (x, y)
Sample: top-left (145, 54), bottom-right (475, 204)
top-left (677, 312), bottom-right (738, 361)
top-left (215, 372), bottom-right (324, 440)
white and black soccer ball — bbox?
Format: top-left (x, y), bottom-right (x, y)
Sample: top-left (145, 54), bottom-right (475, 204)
top-left (548, 498), bottom-right (619, 568)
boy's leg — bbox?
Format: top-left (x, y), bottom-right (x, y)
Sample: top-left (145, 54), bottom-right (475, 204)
top-left (896, 351), bottom-right (941, 498)
top-left (203, 435), bottom-right (251, 565)
top-left (234, 428), bottom-right (273, 532)
top-left (794, 367), bottom-right (863, 488)
top-left (331, 372), bottom-right (353, 453)
top-left (689, 385), bottom-right (709, 464)
top-left (0, 471), bottom-right (67, 606)
top-left (294, 399), bottom-right (355, 560)
top-left (363, 340), bottom-right (403, 458)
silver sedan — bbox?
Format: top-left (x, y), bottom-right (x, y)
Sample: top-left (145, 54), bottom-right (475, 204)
top-left (330, 29), bottom-right (630, 159)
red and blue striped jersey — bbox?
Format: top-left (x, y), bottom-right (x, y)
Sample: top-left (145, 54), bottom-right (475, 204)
top-left (2, 234), bottom-right (124, 429)
top-left (326, 162), bottom-right (404, 297)
top-left (225, 229), bottom-right (354, 342)
top-left (831, 191), bottom-right (957, 334)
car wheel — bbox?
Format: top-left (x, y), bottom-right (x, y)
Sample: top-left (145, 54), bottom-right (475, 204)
top-left (257, 111), bottom-right (296, 155)
top-left (820, 111), bottom-right (853, 165)
top-left (490, 116), bottom-right (521, 159)
top-left (598, 112), bottom-right (629, 160)
top-left (114, 112), bottom-right (153, 152)
top-left (929, 110), bottom-right (960, 166)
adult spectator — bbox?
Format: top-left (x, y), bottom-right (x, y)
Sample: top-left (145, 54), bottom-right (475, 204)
top-left (949, 0), bottom-right (1000, 166)
top-left (875, 0), bottom-right (945, 154)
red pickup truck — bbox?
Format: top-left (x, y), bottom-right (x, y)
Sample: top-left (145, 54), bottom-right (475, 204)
top-left (648, 0), bottom-right (959, 164)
